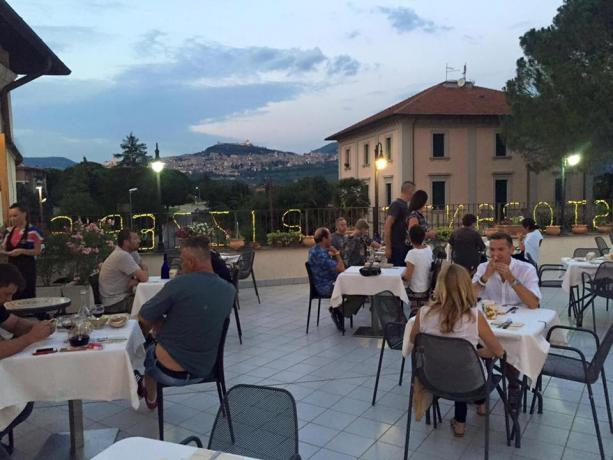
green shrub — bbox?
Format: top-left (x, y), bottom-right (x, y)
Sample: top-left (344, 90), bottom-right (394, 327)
top-left (266, 231), bottom-right (304, 247)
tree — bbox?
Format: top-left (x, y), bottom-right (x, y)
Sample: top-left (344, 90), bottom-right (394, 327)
top-left (114, 132), bottom-right (151, 168)
top-left (333, 178), bottom-right (370, 208)
top-left (503, 0), bottom-right (613, 171)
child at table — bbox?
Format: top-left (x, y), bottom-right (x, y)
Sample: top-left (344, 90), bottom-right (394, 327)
top-left (402, 225), bottom-right (433, 299)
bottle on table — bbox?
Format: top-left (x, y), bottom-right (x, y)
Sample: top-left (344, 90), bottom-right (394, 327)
top-left (161, 253), bottom-right (170, 279)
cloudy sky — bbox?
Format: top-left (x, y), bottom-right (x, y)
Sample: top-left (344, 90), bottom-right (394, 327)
top-left (8, 0), bottom-right (562, 162)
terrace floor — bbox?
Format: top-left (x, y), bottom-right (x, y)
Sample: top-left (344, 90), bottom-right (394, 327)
top-left (8, 282), bottom-right (613, 460)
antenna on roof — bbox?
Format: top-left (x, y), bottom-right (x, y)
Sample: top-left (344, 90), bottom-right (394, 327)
top-left (445, 63), bottom-right (459, 81)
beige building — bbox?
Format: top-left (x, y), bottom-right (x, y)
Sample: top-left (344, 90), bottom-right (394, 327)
top-left (326, 81), bottom-right (587, 220)
top-left (0, 2), bottom-right (70, 224)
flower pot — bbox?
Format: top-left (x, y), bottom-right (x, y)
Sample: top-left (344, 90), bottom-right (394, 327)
top-left (544, 225), bottom-right (561, 236)
top-left (484, 228), bottom-right (497, 237)
top-left (596, 225), bottom-right (613, 234)
top-left (571, 224), bottom-right (588, 235)
top-left (302, 235), bottom-right (315, 247)
top-left (228, 238), bottom-right (245, 250)
top-left (495, 225), bottom-right (524, 237)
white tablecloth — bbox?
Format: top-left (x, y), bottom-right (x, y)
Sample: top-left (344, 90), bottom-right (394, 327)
top-left (131, 276), bottom-right (170, 318)
top-left (402, 306), bottom-right (563, 384)
top-left (0, 320), bottom-right (145, 431)
top-left (92, 437), bottom-right (258, 460)
top-left (331, 266), bottom-right (409, 308)
top-left (561, 257), bottom-right (604, 293)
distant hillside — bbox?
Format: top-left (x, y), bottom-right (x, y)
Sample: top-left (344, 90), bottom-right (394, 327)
top-left (199, 142), bottom-right (294, 156)
top-left (23, 157), bottom-right (76, 170)
top-left (310, 142), bottom-right (338, 155)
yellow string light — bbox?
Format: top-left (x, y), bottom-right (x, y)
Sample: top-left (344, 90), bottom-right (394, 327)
top-left (477, 203), bottom-right (494, 227)
top-left (50, 216), bottom-right (73, 234)
top-left (98, 214), bottom-right (124, 237)
top-left (532, 201), bottom-right (554, 227)
top-left (502, 202), bottom-right (522, 221)
top-left (445, 205), bottom-right (464, 229)
top-left (210, 211), bottom-right (231, 244)
top-left (592, 200), bottom-right (611, 228)
top-left (132, 213), bottom-right (156, 251)
top-left (567, 200), bottom-right (587, 225)
top-left (251, 210), bottom-right (256, 243)
top-left (281, 209), bottom-right (302, 233)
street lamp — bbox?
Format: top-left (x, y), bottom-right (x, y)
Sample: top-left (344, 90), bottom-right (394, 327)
top-left (194, 186), bottom-right (200, 204)
top-left (373, 142), bottom-right (388, 238)
top-left (150, 143), bottom-right (165, 250)
top-left (560, 153), bottom-right (582, 233)
top-left (128, 187), bottom-right (138, 229)
top-left (35, 184), bottom-right (45, 227)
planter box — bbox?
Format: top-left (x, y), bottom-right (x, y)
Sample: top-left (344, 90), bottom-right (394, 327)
top-left (571, 224), bottom-right (589, 235)
top-left (544, 225), bottom-right (561, 236)
top-left (302, 236), bottom-right (315, 247)
top-left (493, 225), bottom-right (524, 237)
top-left (228, 239), bottom-right (245, 250)
top-left (596, 225), bottom-right (613, 234)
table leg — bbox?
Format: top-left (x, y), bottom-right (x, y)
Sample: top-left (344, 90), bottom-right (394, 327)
top-left (68, 400), bottom-right (84, 451)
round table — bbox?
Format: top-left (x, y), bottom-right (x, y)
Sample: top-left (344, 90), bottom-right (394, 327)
top-left (4, 296), bottom-right (71, 317)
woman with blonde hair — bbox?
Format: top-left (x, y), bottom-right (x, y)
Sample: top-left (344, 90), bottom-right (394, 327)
top-left (409, 263), bottom-right (504, 437)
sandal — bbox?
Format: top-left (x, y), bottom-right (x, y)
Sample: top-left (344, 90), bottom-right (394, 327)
top-left (450, 419), bottom-right (465, 437)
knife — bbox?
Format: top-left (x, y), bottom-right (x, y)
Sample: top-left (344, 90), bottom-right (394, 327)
top-left (500, 319), bottom-right (513, 329)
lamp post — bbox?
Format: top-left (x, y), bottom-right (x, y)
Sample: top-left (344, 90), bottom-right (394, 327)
top-left (35, 184), bottom-right (45, 227)
top-left (373, 142), bottom-right (388, 238)
top-left (128, 187), bottom-right (138, 229)
top-left (560, 153), bottom-right (582, 233)
top-left (194, 186), bottom-right (200, 204)
top-left (150, 143), bottom-right (165, 250)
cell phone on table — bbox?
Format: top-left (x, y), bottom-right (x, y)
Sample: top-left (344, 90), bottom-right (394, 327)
top-left (33, 347), bottom-right (57, 355)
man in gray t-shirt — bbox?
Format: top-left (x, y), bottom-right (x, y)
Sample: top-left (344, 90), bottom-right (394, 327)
top-left (138, 236), bottom-right (235, 407)
top-left (99, 229), bottom-right (148, 313)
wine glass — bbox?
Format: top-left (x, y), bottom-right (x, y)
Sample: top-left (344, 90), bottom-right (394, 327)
top-left (91, 304), bottom-right (105, 318)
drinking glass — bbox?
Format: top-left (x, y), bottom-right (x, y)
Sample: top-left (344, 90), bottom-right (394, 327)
top-left (91, 304), bottom-right (105, 318)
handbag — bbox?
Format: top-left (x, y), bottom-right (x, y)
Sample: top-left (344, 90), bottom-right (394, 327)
top-left (359, 266), bottom-right (381, 276)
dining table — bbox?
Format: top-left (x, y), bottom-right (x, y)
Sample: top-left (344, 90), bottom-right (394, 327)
top-left (131, 276), bottom-right (170, 318)
top-left (92, 436), bottom-right (259, 459)
top-left (561, 256), bottom-right (607, 328)
top-left (0, 319), bottom-right (145, 459)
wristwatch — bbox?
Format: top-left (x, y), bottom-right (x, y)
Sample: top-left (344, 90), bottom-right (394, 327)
top-left (478, 276), bottom-right (488, 287)
top-left (511, 278), bottom-right (522, 287)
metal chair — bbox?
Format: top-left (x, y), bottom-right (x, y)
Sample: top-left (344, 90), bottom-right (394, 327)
top-left (371, 291), bottom-right (407, 405)
top-left (228, 265), bottom-right (243, 344)
top-left (595, 236), bottom-right (610, 256)
top-left (237, 248), bottom-right (260, 304)
top-left (610, 233), bottom-right (613, 246)
top-left (208, 384), bottom-right (302, 460)
top-left (0, 402), bottom-right (33, 458)
top-left (573, 248), bottom-right (602, 258)
top-left (156, 317), bottom-right (231, 440)
top-left (304, 262), bottom-right (331, 334)
top-left (533, 325), bottom-right (613, 460)
top-left (404, 334), bottom-right (510, 460)
top-left (579, 261), bottom-right (613, 331)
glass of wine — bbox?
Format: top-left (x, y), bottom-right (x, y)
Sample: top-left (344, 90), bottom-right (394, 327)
top-left (91, 304), bottom-right (105, 318)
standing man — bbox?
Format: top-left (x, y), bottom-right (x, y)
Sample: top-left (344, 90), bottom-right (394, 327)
top-left (330, 217), bottom-right (348, 252)
top-left (99, 229), bottom-right (149, 314)
top-left (384, 181), bottom-right (415, 266)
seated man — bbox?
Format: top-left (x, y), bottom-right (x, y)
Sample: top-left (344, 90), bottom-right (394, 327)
top-left (138, 236), bottom-right (235, 409)
top-left (99, 229), bottom-right (149, 314)
top-left (342, 219), bottom-right (381, 267)
top-left (330, 217), bottom-right (348, 252)
top-left (472, 232), bottom-right (540, 309)
top-left (0, 264), bottom-right (54, 451)
top-left (449, 213), bottom-right (486, 273)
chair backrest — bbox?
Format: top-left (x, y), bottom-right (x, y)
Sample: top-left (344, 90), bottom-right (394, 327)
top-left (589, 324), bottom-right (613, 381)
top-left (595, 236), bottom-right (610, 255)
top-left (208, 384), bottom-right (300, 460)
top-left (305, 262), bottom-right (323, 298)
top-left (237, 248), bottom-right (255, 279)
top-left (429, 258), bottom-right (443, 294)
top-left (573, 248), bottom-right (601, 258)
top-left (592, 261), bottom-right (613, 299)
top-left (525, 252), bottom-right (538, 270)
top-left (451, 246), bottom-right (482, 273)
top-left (372, 291), bottom-right (407, 349)
top-left (211, 316), bottom-right (231, 378)
top-left (412, 333), bottom-right (486, 400)
top-left (88, 273), bottom-right (101, 305)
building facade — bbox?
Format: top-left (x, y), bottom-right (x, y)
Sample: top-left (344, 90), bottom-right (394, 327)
top-left (327, 81), bottom-right (586, 216)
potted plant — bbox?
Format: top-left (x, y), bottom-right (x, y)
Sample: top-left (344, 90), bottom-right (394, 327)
top-left (571, 223), bottom-right (588, 234)
top-left (302, 235), bottom-right (315, 247)
top-left (266, 231), bottom-right (304, 247)
top-left (228, 221), bottom-right (245, 250)
top-left (495, 217), bottom-right (524, 237)
top-left (544, 225), bottom-right (561, 236)
top-left (66, 223), bottom-right (115, 285)
top-left (596, 224), bottom-right (613, 234)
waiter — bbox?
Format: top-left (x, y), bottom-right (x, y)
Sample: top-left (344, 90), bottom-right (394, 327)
top-left (1, 203), bottom-right (43, 299)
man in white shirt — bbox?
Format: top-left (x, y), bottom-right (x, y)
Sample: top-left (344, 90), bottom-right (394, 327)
top-left (520, 218), bottom-right (544, 265)
top-left (472, 232), bottom-right (540, 309)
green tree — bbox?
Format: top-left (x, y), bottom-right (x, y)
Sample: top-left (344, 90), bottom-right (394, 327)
top-left (114, 132), bottom-right (151, 168)
top-left (503, 0), bottom-right (613, 171)
top-left (332, 178), bottom-right (370, 208)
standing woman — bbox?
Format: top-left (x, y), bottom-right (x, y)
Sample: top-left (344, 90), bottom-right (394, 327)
top-left (406, 190), bottom-right (437, 242)
top-left (2, 203), bottom-right (43, 299)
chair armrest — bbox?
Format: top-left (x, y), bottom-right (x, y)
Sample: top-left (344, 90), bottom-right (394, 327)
top-left (546, 325), bottom-right (600, 348)
top-left (179, 436), bottom-right (203, 447)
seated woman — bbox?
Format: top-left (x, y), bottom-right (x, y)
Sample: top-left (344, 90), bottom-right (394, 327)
top-left (402, 225), bottom-right (433, 295)
top-left (409, 263), bottom-right (505, 437)
top-left (519, 218), bottom-right (543, 265)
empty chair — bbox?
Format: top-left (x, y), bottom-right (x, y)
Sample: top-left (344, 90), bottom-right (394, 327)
top-left (0, 403), bottom-right (33, 458)
top-left (305, 262), bottom-right (330, 334)
top-left (371, 291), bottom-right (407, 405)
top-left (580, 261), bottom-right (613, 331)
top-left (534, 325), bottom-right (613, 460)
top-left (208, 384), bottom-right (302, 460)
top-left (573, 248), bottom-right (602, 258)
top-left (595, 236), bottom-right (610, 256)
top-left (237, 248), bottom-right (261, 303)
top-left (404, 334), bottom-right (510, 460)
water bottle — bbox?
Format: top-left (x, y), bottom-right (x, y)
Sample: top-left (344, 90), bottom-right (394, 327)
top-left (161, 253), bottom-right (170, 279)
top-left (78, 289), bottom-right (90, 318)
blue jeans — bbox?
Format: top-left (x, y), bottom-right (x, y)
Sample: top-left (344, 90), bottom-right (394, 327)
top-left (144, 343), bottom-right (204, 387)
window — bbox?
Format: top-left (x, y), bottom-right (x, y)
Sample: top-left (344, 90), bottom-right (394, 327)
top-left (385, 137), bottom-right (392, 160)
top-left (363, 143), bottom-right (370, 165)
top-left (555, 177), bottom-right (563, 204)
top-left (432, 133), bottom-right (445, 157)
top-left (432, 181), bottom-right (446, 210)
top-left (385, 183), bottom-right (392, 206)
top-left (495, 133), bottom-right (507, 156)
top-left (344, 149), bottom-right (350, 168)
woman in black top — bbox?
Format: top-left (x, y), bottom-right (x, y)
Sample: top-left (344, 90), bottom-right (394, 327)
top-left (406, 190), bottom-right (436, 244)
top-left (1, 204), bottom-right (43, 299)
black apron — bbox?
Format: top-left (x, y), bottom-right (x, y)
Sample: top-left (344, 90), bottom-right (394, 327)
top-left (6, 226), bottom-right (37, 299)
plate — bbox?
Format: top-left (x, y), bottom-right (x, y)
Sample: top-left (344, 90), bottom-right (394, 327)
top-left (108, 314), bottom-right (128, 328)
top-left (5, 297), bottom-right (71, 309)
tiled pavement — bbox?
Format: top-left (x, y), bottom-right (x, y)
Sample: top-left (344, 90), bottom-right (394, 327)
top-left (7, 283), bottom-right (613, 459)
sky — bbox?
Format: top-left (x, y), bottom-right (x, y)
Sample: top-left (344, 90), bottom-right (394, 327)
top-left (7, 0), bottom-right (563, 162)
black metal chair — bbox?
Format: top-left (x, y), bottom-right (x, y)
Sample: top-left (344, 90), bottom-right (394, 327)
top-left (237, 248), bottom-right (260, 304)
top-left (610, 233), bottom-right (613, 246)
top-left (156, 317), bottom-right (231, 440)
top-left (532, 325), bottom-right (613, 460)
top-left (579, 261), bottom-right (613, 331)
top-left (573, 248), bottom-right (602, 258)
top-left (404, 334), bottom-right (510, 460)
top-left (0, 402), bottom-right (33, 458)
top-left (208, 384), bottom-right (302, 460)
top-left (305, 262), bottom-right (330, 334)
top-left (371, 291), bottom-right (407, 405)
top-left (228, 265), bottom-right (243, 344)
top-left (595, 236), bottom-right (610, 256)
top-left (88, 272), bottom-right (102, 305)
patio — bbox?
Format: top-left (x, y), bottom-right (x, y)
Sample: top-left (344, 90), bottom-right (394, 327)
top-left (7, 279), bottom-right (612, 460)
